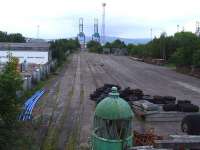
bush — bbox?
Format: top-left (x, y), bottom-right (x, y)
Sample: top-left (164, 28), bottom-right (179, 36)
top-left (50, 38), bottom-right (80, 65)
top-left (193, 49), bottom-right (200, 67)
top-left (171, 47), bottom-right (193, 66)
top-left (87, 41), bottom-right (103, 53)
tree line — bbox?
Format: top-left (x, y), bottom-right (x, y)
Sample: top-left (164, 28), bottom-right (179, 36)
top-left (87, 39), bottom-right (126, 54)
top-left (0, 31), bottom-right (26, 42)
top-left (127, 32), bottom-right (200, 68)
top-left (49, 38), bottom-right (80, 65)
top-left (87, 32), bottom-right (200, 68)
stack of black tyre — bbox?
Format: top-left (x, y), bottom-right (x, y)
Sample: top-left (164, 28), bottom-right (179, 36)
top-left (90, 85), bottom-right (199, 113)
top-left (90, 84), bottom-right (121, 104)
top-left (143, 95), bottom-right (176, 105)
top-left (163, 100), bottom-right (199, 112)
top-left (90, 85), bottom-right (145, 104)
top-left (119, 87), bottom-right (143, 101)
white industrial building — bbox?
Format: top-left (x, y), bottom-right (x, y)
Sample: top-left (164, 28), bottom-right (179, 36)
top-left (0, 42), bottom-right (51, 64)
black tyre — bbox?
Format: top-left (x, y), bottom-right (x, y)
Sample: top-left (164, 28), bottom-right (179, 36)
top-left (163, 104), bottom-right (178, 111)
top-left (178, 104), bottom-right (199, 112)
top-left (163, 96), bottom-right (176, 104)
top-left (181, 115), bottom-right (200, 135)
top-left (163, 96), bottom-right (176, 101)
top-left (181, 120), bottom-right (190, 133)
top-left (153, 95), bottom-right (166, 104)
top-left (177, 100), bottom-right (191, 105)
top-left (153, 95), bottom-right (163, 101)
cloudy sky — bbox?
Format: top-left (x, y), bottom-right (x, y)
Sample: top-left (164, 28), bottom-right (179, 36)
top-left (0, 0), bottom-right (199, 39)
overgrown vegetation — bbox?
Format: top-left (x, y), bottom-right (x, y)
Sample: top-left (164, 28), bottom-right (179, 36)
top-left (87, 39), bottom-right (126, 54)
top-left (50, 38), bottom-right (80, 65)
top-left (0, 37), bottom-right (80, 149)
top-left (100, 32), bottom-right (200, 69)
top-left (0, 56), bottom-right (23, 149)
top-left (0, 31), bottom-right (26, 42)
top-left (126, 32), bottom-right (200, 68)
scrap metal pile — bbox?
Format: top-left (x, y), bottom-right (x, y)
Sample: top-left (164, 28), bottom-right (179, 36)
top-left (90, 84), bottom-right (199, 112)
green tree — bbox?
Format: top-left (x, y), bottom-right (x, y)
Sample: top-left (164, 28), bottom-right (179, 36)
top-left (146, 37), bottom-right (161, 58)
top-left (0, 31), bottom-right (25, 42)
top-left (0, 57), bottom-right (23, 149)
top-left (0, 31), bottom-right (7, 42)
top-left (8, 33), bottom-right (26, 43)
top-left (111, 39), bottom-right (126, 49)
top-left (50, 38), bottom-right (80, 65)
top-left (104, 42), bottom-right (112, 49)
top-left (174, 32), bottom-right (200, 50)
top-left (171, 47), bottom-right (193, 66)
top-left (87, 41), bottom-right (103, 53)
top-left (0, 57), bottom-right (22, 126)
top-left (193, 49), bottom-right (200, 67)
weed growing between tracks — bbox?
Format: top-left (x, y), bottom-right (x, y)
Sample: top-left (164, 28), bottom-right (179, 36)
top-left (40, 81), bottom-right (61, 150)
top-left (41, 86), bottom-right (74, 150)
top-left (65, 85), bottom-right (84, 150)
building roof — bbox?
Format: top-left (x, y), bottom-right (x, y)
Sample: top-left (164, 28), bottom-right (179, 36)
top-left (0, 42), bottom-right (50, 51)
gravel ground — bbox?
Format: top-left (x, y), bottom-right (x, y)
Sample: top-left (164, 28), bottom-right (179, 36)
top-left (33, 52), bottom-right (200, 149)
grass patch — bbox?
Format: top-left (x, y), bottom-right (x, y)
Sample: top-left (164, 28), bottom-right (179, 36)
top-left (65, 132), bottom-right (77, 150)
top-left (164, 63), bottom-right (176, 69)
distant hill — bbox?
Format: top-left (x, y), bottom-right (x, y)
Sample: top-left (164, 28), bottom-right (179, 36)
top-left (85, 36), bottom-right (150, 45)
top-left (46, 36), bottom-right (151, 45)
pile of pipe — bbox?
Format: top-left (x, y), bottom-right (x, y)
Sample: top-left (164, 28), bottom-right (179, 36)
top-left (19, 89), bottom-right (45, 121)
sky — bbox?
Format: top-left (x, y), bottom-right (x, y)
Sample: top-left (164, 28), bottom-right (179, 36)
top-left (0, 0), bottom-right (199, 39)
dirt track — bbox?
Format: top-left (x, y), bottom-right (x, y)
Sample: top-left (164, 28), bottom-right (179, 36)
top-left (34, 52), bottom-right (200, 149)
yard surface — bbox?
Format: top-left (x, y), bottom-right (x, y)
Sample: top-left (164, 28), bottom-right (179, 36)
top-left (33, 52), bottom-right (200, 149)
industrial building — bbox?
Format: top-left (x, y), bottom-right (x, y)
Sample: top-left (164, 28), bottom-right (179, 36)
top-left (0, 42), bottom-right (54, 91)
top-left (0, 42), bottom-right (51, 65)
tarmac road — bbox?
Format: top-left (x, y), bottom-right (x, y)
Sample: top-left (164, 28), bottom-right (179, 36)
top-left (36, 52), bottom-right (200, 149)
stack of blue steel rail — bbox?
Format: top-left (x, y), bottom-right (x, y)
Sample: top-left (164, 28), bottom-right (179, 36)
top-left (19, 89), bottom-right (45, 121)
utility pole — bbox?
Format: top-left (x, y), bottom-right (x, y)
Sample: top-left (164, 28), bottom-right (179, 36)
top-left (101, 3), bottom-right (106, 45)
top-left (195, 21), bottom-right (200, 37)
top-left (160, 32), bottom-right (166, 60)
top-left (150, 28), bottom-right (153, 41)
top-left (177, 25), bottom-right (179, 33)
top-left (36, 25), bottom-right (40, 39)
top-left (182, 26), bottom-right (185, 32)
